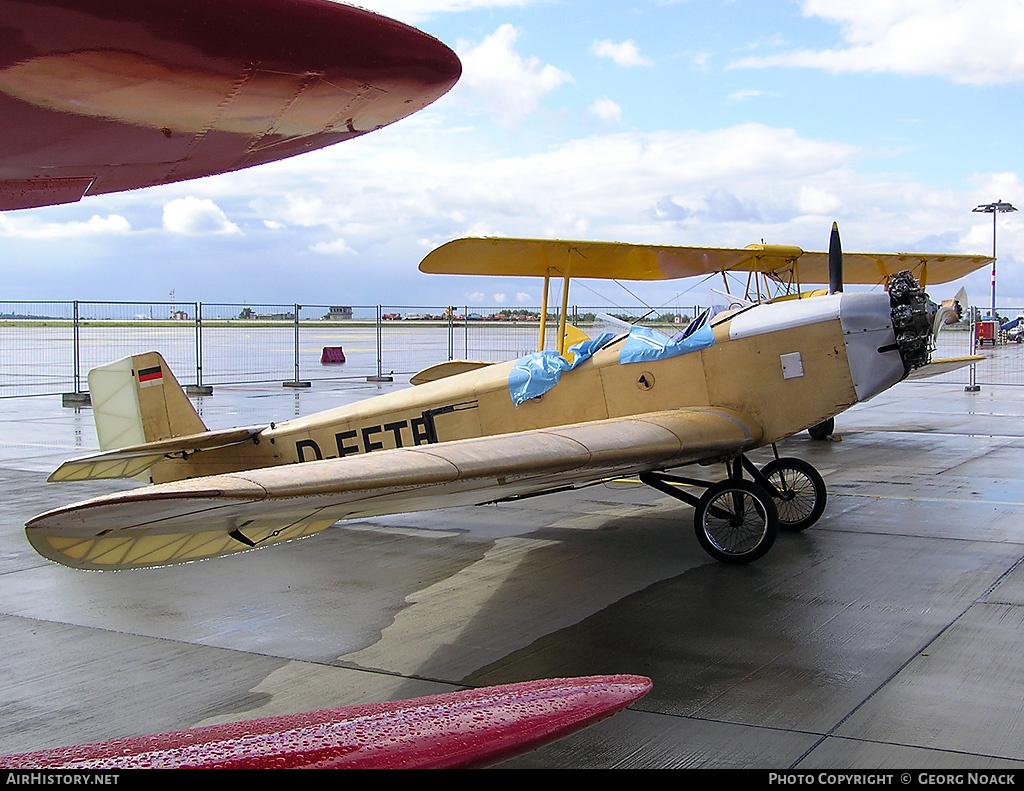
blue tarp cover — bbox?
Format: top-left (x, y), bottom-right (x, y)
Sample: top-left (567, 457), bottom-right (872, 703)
top-left (508, 318), bottom-right (717, 406)
top-left (618, 321), bottom-right (716, 364)
top-left (508, 332), bottom-right (616, 407)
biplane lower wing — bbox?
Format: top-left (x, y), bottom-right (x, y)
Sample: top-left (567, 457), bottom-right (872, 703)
top-left (410, 360), bottom-right (496, 385)
top-left (905, 355), bottom-right (984, 381)
top-left (26, 408), bottom-right (761, 570)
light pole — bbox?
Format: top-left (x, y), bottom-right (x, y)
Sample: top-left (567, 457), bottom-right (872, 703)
top-left (973, 200), bottom-right (1017, 321)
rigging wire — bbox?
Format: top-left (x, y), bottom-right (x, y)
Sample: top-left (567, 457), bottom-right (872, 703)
top-left (571, 272), bottom-right (720, 324)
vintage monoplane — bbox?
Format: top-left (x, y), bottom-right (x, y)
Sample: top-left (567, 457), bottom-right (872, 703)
top-left (26, 227), bottom-right (990, 569)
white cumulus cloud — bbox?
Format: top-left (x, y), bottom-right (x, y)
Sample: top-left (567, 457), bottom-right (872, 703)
top-left (310, 238), bottom-right (356, 256)
top-left (732, 0), bottom-right (1024, 85)
top-left (162, 197), bottom-right (240, 235)
top-left (350, 1), bottom-right (533, 25)
top-left (0, 213), bottom-right (130, 239)
top-left (589, 96), bottom-right (622, 125)
top-left (590, 39), bottom-right (652, 67)
top-left (797, 185), bottom-right (844, 216)
top-left (727, 89), bottom-right (774, 103)
top-left (455, 24), bottom-right (572, 126)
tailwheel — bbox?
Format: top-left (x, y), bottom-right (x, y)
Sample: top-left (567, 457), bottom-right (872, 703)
top-left (760, 457), bottom-right (827, 532)
top-left (694, 479), bottom-right (778, 564)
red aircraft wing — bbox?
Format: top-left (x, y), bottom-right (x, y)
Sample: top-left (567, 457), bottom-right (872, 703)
top-left (0, 676), bottom-right (652, 769)
top-left (0, 0), bottom-right (461, 209)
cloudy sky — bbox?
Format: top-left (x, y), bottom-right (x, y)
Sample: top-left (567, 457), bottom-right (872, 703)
top-left (3, 0), bottom-right (1022, 313)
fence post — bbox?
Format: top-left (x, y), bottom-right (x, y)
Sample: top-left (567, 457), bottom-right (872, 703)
top-left (62, 300), bottom-right (90, 407)
top-left (186, 301), bottom-right (213, 396)
top-left (283, 303), bottom-right (311, 388)
top-left (367, 304), bottom-right (393, 382)
top-left (965, 305), bottom-right (981, 392)
top-left (447, 306), bottom-right (454, 361)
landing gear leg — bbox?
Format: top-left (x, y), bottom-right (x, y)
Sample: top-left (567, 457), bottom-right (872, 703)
top-left (640, 456), bottom-right (779, 564)
top-left (694, 477), bottom-right (778, 564)
top-left (639, 450), bottom-right (828, 562)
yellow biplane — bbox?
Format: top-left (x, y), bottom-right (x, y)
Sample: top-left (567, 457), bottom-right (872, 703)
top-left (418, 228), bottom-right (987, 438)
top-left (26, 228), bottom-right (990, 569)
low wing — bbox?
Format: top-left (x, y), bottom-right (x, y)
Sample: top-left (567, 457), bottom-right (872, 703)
top-left (27, 408), bottom-right (761, 570)
top-left (420, 237), bottom-right (991, 287)
top-left (905, 355), bottom-right (983, 381)
top-left (1, 0), bottom-right (460, 209)
top-left (47, 426), bottom-right (268, 482)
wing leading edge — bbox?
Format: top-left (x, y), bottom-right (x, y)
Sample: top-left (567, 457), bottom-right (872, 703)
top-left (27, 408), bottom-right (761, 570)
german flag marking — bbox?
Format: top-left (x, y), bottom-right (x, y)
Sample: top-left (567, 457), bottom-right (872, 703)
top-left (138, 365), bottom-right (163, 388)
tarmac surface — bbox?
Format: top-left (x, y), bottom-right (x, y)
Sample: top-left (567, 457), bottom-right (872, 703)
top-left (2, 377), bottom-right (1024, 769)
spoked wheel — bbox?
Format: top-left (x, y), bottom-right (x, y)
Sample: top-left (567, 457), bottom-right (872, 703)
top-left (760, 457), bottom-right (827, 532)
top-left (694, 479), bottom-right (778, 564)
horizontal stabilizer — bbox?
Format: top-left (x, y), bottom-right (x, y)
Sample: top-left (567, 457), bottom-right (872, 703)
top-left (27, 408), bottom-right (760, 570)
top-left (905, 355), bottom-right (983, 381)
top-left (48, 426), bottom-right (268, 482)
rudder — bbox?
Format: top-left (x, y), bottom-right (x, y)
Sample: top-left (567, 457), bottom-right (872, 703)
top-left (88, 352), bottom-right (206, 451)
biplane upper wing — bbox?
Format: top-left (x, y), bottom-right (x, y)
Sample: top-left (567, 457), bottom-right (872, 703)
top-left (0, 0), bottom-right (460, 210)
top-left (420, 237), bottom-right (992, 287)
top-left (26, 407), bottom-right (761, 570)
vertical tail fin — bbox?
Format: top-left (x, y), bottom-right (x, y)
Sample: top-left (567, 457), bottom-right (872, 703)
top-left (88, 352), bottom-right (206, 451)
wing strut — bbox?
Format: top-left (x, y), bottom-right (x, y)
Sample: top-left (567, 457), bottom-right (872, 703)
top-left (557, 266), bottom-right (571, 355)
top-left (538, 273), bottom-right (551, 351)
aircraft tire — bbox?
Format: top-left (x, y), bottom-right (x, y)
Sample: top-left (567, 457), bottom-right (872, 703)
top-left (760, 457), bottom-right (827, 532)
top-left (694, 479), bottom-right (778, 564)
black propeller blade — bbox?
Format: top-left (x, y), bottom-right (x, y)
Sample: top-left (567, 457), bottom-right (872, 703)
top-left (828, 221), bottom-right (843, 295)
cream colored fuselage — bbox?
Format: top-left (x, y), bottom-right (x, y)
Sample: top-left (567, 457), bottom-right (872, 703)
top-left (150, 293), bottom-right (898, 484)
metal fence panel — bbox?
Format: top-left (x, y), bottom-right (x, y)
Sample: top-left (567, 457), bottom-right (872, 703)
top-left (75, 302), bottom-right (197, 389)
top-left (4, 300), bottom-right (1024, 399)
top-left (297, 305), bottom-right (382, 381)
top-left (0, 302), bottom-right (75, 397)
top-left (197, 303), bottom-right (300, 385)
